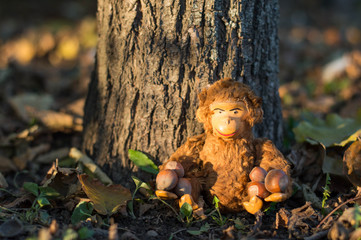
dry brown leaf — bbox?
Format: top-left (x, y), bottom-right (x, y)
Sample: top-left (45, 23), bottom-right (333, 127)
top-left (8, 93), bottom-right (54, 122)
top-left (3, 193), bottom-right (33, 208)
top-left (62, 98), bottom-right (85, 117)
top-left (27, 107), bottom-right (83, 132)
top-left (78, 174), bottom-right (131, 215)
top-left (139, 203), bottom-right (153, 217)
top-left (277, 202), bottom-right (321, 238)
top-left (343, 139), bottom-right (361, 187)
top-left (41, 162), bottom-right (79, 197)
top-left (0, 155), bottom-right (17, 172)
top-left (0, 172), bottom-right (8, 188)
top-left (35, 147), bottom-right (70, 164)
top-left (222, 225), bottom-right (235, 239)
top-left (13, 143), bottom-right (50, 170)
top-left (108, 221), bottom-right (118, 240)
top-left (38, 228), bottom-right (52, 240)
top-left (70, 148), bottom-right (112, 185)
top-left (0, 218), bottom-right (23, 238)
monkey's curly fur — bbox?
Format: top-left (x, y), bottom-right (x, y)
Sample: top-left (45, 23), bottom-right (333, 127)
top-left (160, 78), bottom-right (292, 212)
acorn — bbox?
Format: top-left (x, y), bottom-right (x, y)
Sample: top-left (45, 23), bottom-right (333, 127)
top-left (264, 169), bottom-right (289, 193)
top-left (247, 181), bottom-right (270, 199)
top-left (249, 166), bottom-right (267, 182)
top-left (174, 178), bottom-right (192, 197)
top-left (156, 169), bottom-right (178, 191)
top-left (164, 161), bottom-right (185, 178)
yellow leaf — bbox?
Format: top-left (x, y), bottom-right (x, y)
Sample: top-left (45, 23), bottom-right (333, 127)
top-left (78, 174), bottom-right (131, 215)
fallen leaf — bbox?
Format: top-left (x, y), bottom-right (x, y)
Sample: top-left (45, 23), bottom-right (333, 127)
top-left (13, 38), bottom-right (36, 64)
top-left (0, 217), bottom-right (23, 238)
top-left (287, 143), bottom-right (324, 183)
top-left (293, 111), bottom-right (361, 147)
top-left (69, 148), bottom-right (112, 185)
top-left (302, 184), bottom-right (322, 209)
top-left (27, 107), bottom-right (83, 132)
top-left (108, 222), bottom-right (118, 240)
top-left (138, 203), bottom-right (153, 216)
top-left (78, 174), bottom-right (131, 215)
top-left (38, 228), bottom-right (52, 240)
top-left (35, 147), bottom-right (70, 164)
top-left (0, 155), bottom-right (17, 172)
top-left (328, 206), bottom-right (361, 240)
top-left (8, 93), bottom-right (54, 122)
top-left (56, 35), bottom-right (79, 60)
top-left (343, 139), bottom-right (361, 187)
top-left (3, 193), bottom-right (33, 208)
top-left (41, 161), bottom-right (79, 197)
top-left (62, 98), bottom-right (85, 117)
top-left (13, 143), bottom-right (50, 170)
top-left (0, 172), bottom-right (8, 188)
top-left (277, 202), bottom-right (321, 238)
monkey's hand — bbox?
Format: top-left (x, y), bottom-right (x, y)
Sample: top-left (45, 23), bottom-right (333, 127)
top-left (263, 169), bottom-right (291, 202)
top-left (155, 190), bottom-right (178, 200)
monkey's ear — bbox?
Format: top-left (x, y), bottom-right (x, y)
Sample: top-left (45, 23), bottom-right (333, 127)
top-left (197, 87), bottom-right (208, 105)
top-left (247, 96), bottom-right (263, 126)
top-left (196, 88), bottom-right (209, 124)
top-left (251, 107), bottom-right (264, 125)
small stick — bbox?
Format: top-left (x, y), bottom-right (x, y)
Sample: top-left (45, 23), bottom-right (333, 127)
top-left (304, 230), bottom-right (328, 240)
top-left (316, 195), bottom-right (361, 229)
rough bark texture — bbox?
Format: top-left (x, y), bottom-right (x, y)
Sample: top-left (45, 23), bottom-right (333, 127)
top-left (83, 0), bottom-right (283, 184)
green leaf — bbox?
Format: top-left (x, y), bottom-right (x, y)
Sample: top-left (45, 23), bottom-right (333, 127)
top-left (37, 196), bottom-right (50, 207)
top-left (180, 202), bottom-right (193, 218)
top-left (187, 223), bottom-right (210, 235)
top-left (71, 201), bottom-right (94, 225)
top-left (128, 150), bottom-right (159, 174)
top-left (213, 196), bottom-right (220, 209)
top-left (39, 210), bottom-right (50, 224)
top-left (131, 176), bottom-right (152, 191)
top-left (63, 228), bottom-right (78, 240)
top-left (234, 218), bottom-right (247, 231)
top-left (293, 111), bottom-right (361, 147)
top-left (39, 186), bottom-right (60, 198)
top-left (23, 182), bottom-right (39, 196)
top-left (78, 227), bottom-right (94, 240)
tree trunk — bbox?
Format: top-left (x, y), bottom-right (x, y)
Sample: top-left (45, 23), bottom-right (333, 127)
top-left (83, 0), bottom-right (282, 184)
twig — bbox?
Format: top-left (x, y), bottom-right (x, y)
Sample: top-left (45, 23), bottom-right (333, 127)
top-left (169, 228), bottom-right (187, 239)
top-left (0, 206), bottom-right (19, 214)
top-left (304, 230), bottom-right (328, 240)
top-left (317, 195), bottom-right (361, 229)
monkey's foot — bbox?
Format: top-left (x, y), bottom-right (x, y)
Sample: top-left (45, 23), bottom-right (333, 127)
top-left (178, 194), bottom-right (207, 219)
top-left (243, 196), bottom-right (263, 215)
top-left (155, 190), bottom-right (178, 200)
top-left (178, 194), bottom-right (199, 210)
top-left (264, 193), bottom-right (288, 202)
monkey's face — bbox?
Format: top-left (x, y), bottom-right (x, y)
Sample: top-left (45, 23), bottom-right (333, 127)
top-left (210, 102), bottom-right (247, 139)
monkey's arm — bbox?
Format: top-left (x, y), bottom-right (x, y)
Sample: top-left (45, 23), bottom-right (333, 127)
top-left (157, 134), bottom-right (206, 202)
top-left (253, 138), bottom-right (292, 199)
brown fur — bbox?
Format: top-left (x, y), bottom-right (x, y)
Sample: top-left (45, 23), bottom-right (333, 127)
top-left (160, 78), bottom-right (292, 212)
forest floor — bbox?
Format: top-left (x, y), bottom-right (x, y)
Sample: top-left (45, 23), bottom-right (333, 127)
top-left (0, 0), bottom-right (361, 239)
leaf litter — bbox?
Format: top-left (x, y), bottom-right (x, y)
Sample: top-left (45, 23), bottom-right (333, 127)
top-left (0, 0), bottom-right (361, 239)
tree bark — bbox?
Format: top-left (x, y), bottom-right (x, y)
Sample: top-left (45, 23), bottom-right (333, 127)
top-left (83, 0), bottom-right (282, 184)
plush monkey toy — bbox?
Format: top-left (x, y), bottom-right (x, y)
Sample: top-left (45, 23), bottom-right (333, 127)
top-left (155, 78), bottom-right (292, 214)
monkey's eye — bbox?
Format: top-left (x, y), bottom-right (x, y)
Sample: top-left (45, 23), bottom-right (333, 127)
top-left (217, 110), bottom-right (223, 114)
top-left (233, 110), bottom-right (239, 114)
